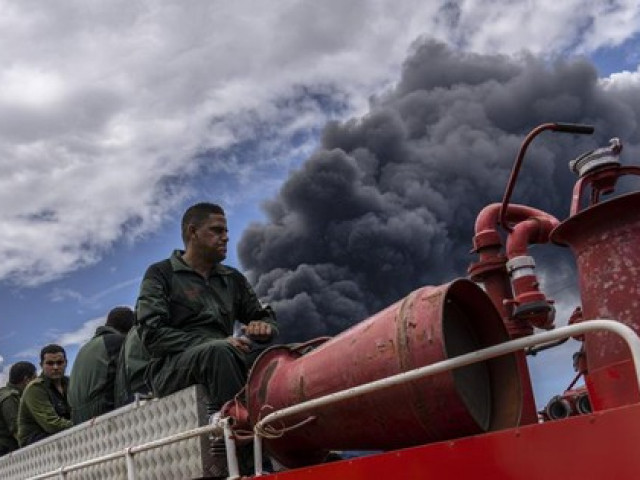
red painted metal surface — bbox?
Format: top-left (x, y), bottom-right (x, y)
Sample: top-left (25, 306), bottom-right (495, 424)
top-left (552, 192), bottom-right (640, 410)
top-left (505, 213), bottom-right (559, 330)
top-left (259, 402), bottom-right (640, 480)
top-left (468, 202), bottom-right (559, 426)
top-left (569, 165), bottom-right (640, 216)
top-left (245, 279), bottom-right (522, 468)
top-left (470, 202), bottom-right (558, 334)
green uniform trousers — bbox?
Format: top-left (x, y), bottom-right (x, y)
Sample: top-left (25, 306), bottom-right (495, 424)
top-left (147, 339), bottom-right (248, 409)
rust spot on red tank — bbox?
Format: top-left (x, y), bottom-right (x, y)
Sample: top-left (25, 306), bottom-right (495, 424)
top-left (375, 339), bottom-right (396, 356)
top-left (297, 375), bottom-right (306, 401)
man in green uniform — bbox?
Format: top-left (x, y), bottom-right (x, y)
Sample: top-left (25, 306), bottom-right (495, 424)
top-left (68, 306), bottom-right (134, 424)
top-left (18, 345), bottom-right (73, 447)
top-left (114, 324), bottom-right (152, 408)
top-left (136, 202), bottom-right (278, 410)
top-left (0, 362), bottom-right (36, 455)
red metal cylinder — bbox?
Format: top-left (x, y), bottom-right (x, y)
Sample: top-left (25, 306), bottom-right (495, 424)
top-left (246, 279), bottom-right (523, 468)
top-left (551, 192), bottom-right (640, 410)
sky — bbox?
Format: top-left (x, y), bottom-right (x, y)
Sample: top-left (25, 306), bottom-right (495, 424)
top-left (1, 0), bottom-right (640, 412)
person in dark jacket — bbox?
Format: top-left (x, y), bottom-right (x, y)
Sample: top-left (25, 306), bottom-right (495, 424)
top-left (136, 202), bottom-right (278, 410)
top-left (68, 306), bottom-right (134, 424)
top-left (18, 345), bottom-right (73, 446)
top-left (113, 324), bottom-right (151, 408)
top-left (0, 362), bottom-right (36, 455)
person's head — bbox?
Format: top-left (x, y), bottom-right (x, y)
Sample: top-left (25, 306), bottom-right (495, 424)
top-left (9, 361), bottom-right (37, 389)
top-left (39, 344), bottom-right (67, 381)
top-left (181, 202), bottom-right (228, 261)
top-left (106, 306), bottom-right (135, 334)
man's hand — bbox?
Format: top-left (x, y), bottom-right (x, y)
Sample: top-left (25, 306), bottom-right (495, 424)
top-left (227, 335), bottom-right (252, 353)
top-left (243, 321), bottom-right (273, 342)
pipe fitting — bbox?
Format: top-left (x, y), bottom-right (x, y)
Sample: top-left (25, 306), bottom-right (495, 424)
top-left (506, 256), bottom-right (555, 329)
top-left (575, 392), bottom-right (592, 415)
top-left (506, 256), bottom-right (536, 279)
top-left (544, 395), bottom-right (572, 420)
top-left (569, 137), bottom-right (622, 177)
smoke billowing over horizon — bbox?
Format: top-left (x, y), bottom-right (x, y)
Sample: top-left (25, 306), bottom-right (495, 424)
top-left (239, 39), bottom-right (640, 343)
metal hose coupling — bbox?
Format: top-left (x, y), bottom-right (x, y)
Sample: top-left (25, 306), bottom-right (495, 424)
top-left (569, 137), bottom-right (622, 177)
top-left (575, 392), bottom-right (592, 415)
top-left (506, 255), bottom-right (555, 329)
top-left (544, 395), bottom-right (572, 420)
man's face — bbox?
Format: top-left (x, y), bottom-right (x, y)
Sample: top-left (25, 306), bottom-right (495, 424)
top-left (191, 213), bottom-right (228, 262)
top-left (41, 352), bottom-right (67, 380)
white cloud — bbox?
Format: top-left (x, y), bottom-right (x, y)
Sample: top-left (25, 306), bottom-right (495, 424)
top-left (14, 316), bottom-right (105, 360)
top-left (55, 316), bottom-right (105, 348)
top-left (0, 65), bottom-right (66, 108)
top-left (429, 0), bottom-right (640, 58)
top-left (600, 67), bottom-right (640, 90)
top-left (49, 277), bottom-right (140, 306)
top-left (49, 288), bottom-right (85, 303)
top-left (1, 0), bottom-right (639, 286)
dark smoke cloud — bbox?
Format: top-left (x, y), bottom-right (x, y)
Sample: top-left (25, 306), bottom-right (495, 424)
top-left (239, 39), bottom-right (640, 343)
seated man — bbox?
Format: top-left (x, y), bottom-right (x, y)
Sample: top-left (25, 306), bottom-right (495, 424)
top-left (68, 306), bottom-right (135, 423)
top-left (18, 345), bottom-right (73, 446)
top-left (136, 202), bottom-right (278, 411)
top-left (0, 362), bottom-right (37, 455)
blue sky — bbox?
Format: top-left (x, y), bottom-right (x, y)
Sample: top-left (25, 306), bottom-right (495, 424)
top-left (1, 1), bottom-right (640, 411)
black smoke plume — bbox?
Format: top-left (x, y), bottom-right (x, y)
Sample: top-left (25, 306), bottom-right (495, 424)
top-left (238, 39), bottom-right (640, 343)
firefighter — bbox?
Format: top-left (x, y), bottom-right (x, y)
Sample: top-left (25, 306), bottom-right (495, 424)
top-left (18, 345), bottom-right (73, 446)
top-left (0, 362), bottom-right (36, 455)
top-left (68, 306), bottom-right (134, 424)
top-left (136, 202), bottom-right (278, 410)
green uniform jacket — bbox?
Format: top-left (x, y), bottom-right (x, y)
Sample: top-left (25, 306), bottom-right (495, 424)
top-left (137, 250), bottom-right (278, 358)
top-left (114, 325), bottom-right (151, 407)
top-left (18, 375), bottom-right (73, 447)
top-left (0, 383), bottom-right (21, 454)
top-left (68, 325), bottom-right (125, 424)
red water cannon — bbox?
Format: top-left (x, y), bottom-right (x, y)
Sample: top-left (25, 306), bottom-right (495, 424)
top-left (227, 280), bottom-right (523, 469)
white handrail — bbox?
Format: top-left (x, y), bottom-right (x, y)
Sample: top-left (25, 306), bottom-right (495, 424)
top-left (252, 320), bottom-right (640, 474)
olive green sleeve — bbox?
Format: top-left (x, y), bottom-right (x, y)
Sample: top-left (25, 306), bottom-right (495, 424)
top-left (22, 384), bottom-right (73, 433)
top-left (1, 395), bottom-right (20, 438)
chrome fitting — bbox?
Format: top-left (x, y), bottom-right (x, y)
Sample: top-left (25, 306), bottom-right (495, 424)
top-left (506, 256), bottom-right (536, 279)
top-left (569, 137), bottom-right (622, 177)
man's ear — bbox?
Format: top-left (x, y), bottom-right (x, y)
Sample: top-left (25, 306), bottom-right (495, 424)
top-left (187, 224), bottom-right (198, 240)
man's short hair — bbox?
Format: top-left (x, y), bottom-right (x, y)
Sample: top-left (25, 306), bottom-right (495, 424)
top-left (40, 344), bottom-right (66, 363)
top-left (181, 202), bottom-right (225, 246)
top-left (9, 361), bottom-right (36, 384)
top-left (106, 306), bottom-right (135, 334)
